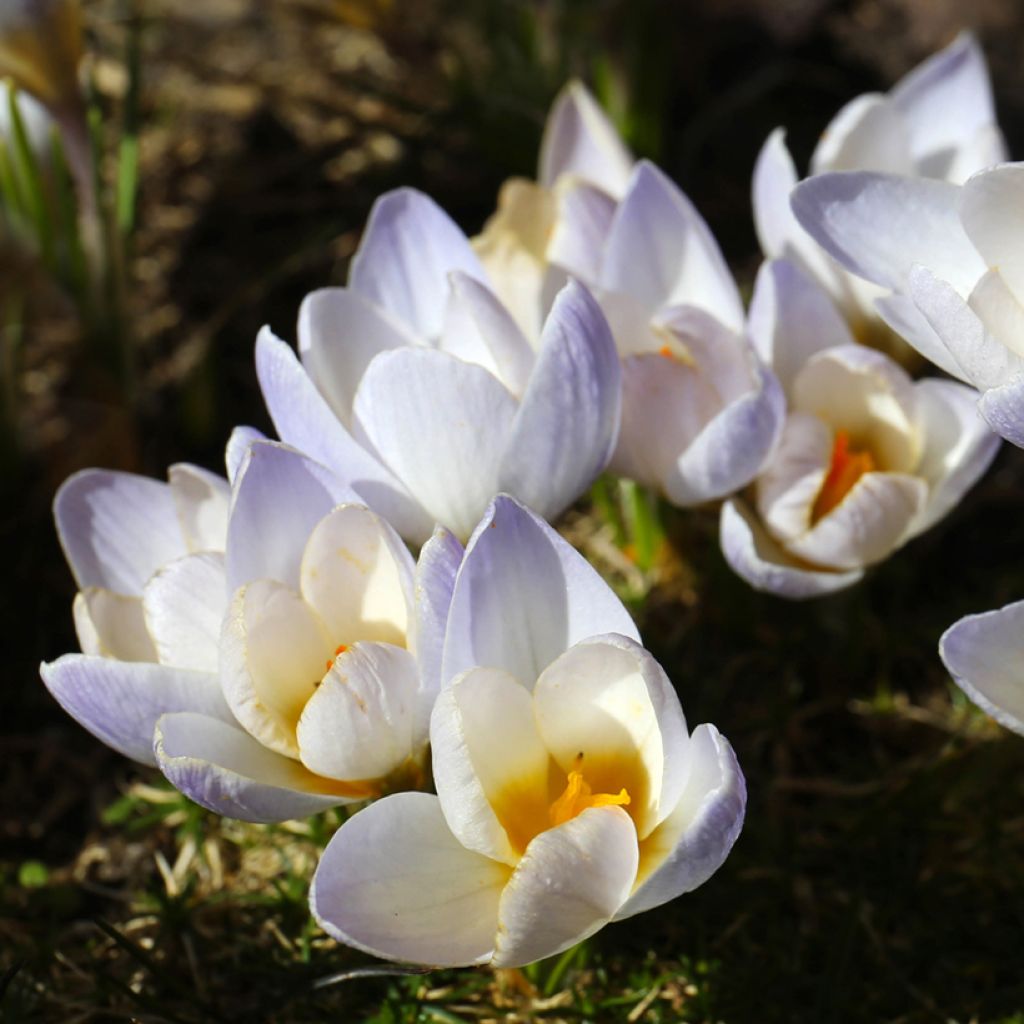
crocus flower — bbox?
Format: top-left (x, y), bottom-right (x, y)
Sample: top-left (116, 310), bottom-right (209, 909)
top-left (256, 188), bottom-right (621, 544)
top-left (941, 601), bottom-right (1024, 737)
top-left (719, 258), bottom-right (999, 598)
top-left (311, 496), bottom-right (745, 967)
top-left (755, 32), bottom-right (1004, 351)
top-left (793, 161), bottom-right (1024, 448)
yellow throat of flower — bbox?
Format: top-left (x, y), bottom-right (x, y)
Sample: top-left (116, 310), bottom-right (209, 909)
top-left (812, 429), bottom-right (876, 523)
top-left (548, 769), bottom-right (631, 828)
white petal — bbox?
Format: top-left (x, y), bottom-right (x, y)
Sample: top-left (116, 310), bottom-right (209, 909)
top-left (225, 441), bottom-right (352, 592)
top-left (535, 635), bottom-right (690, 839)
top-left (874, 291), bottom-right (967, 381)
top-left (968, 268), bottom-right (1024, 358)
top-left (349, 187), bottom-right (487, 339)
top-left (499, 280), bottom-right (621, 520)
top-left (297, 642), bottom-right (421, 781)
top-left (311, 792), bottom-right (508, 966)
top-left (441, 495), bottom-right (639, 688)
top-left (809, 94), bottom-right (913, 176)
top-left (220, 580), bottom-right (332, 759)
top-left (908, 264), bottom-right (1024, 390)
top-left (539, 81), bottom-right (633, 198)
top-left (940, 602), bottom-right (1024, 736)
top-left (225, 425), bottom-right (265, 484)
top-left (791, 172), bottom-right (983, 294)
top-left (908, 378), bottom-right (999, 536)
top-left (155, 712), bottom-right (354, 822)
top-left (439, 271), bottom-right (535, 396)
top-left (747, 258), bottom-right (856, 394)
top-left (719, 498), bottom-right (863, 600)
top-left (75, 589), bottom-right (156, 662)
top-left (167, 463), bottom-right (230, 554)
top-left (786, 471), bottom-right (927, 571)
top-left (977, 374), bottom-right (1024, 449)
top-left (601, 162), bottom-right (743, 330)
top-left (492, 806), bottom-right (638, 967)
top-left (547, 178), bottom-right (618, 285)
top-left (40, 655), bottom-right (229, 766)
top-left (299, 504), bottom-right (414, 647)
top-left (55, 470), bottom-right (184, 595)
top-left (891, 32), bottom-right (1003, 180)
top-left (431, 667), bottom-right (549, 864)
top-left (298, 286), bottom-right (418, 425)
top-left (351, 348), bottom-right (517, 541)
top-left (616, 723), bottom-right (745, 919)
top-left (143, 552), bottom-right (227, 672)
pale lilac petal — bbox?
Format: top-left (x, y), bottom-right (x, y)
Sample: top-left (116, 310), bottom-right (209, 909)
top-left (297, 287), bottom-right (417, 424)
top-left (791, 172), bottom-right (983, 294)
top-left (547, 179), bottom-right (618, 285)
top-left (909, 378), bottom-right (999, 536)
top-left (719, 499), bottom-right (863, 600)
top-left (960, 163), bottom-right (1024, 304)
top-left (40, 655), bottom-right (229, 766)
top-left (492, 806), bottom-right (638, 968)
top-left (601, 161), bottom-right (743, 330)
top-left (352, 348), bottom-right (517, 540)
top-left (874, 291), bottom-right (967, 381)
top-left (74, 589), bottom-right (156, 662)
top-left (167, 464), bottom-right (230, 554)
top-left (154, 712), bottom-right (354, 822)
top-left (431, 667), bottom-right (549, 865)
top-left (538, 80), bottom-right (634, 198)
top-left (809, 94), bottom-right (913, 176)
top-left (499, 280), bottom-right (621, 520)
top-left (143, 552), bottom-right (227, 672)
top-left (747, 258), bottom-right (856, 393)
top-left (616, 724), bottom-right (745, 919)
top-left (225, 426), bottom-right (265, 484)
top-left (55, 470), bottom-right (184, 595)
top-left (534, 635), bottom-right (690, 839)
top-left (442, 495), bottom-right (639, 688)
top-left (940, 602), bottom-right (1024, 736)
top-left (311, 792), bottom-right (507, 966)
top-left (226, 441), bottom-right (353, 592)
top-left (977, 374), bottom-right (1024, 448)
top-left (349, 187), bottom-right (487, 339)
top-left (297, 642), bottom-right (421, 782)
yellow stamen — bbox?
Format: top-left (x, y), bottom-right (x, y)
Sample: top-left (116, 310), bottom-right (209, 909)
top-left (812, 430), bottom-right (875, 523)
top-left (548, 770), bottom-right (630, 828)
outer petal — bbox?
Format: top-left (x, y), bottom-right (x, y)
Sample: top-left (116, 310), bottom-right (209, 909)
top-left (254, 327), bottom-right (432, 542)
top-left (352, 348), bottom-right (517, 541)
top-left (225, 425), bottom-right (265, 484)
top-left (601, 161), bottom-right (743, 331)
top-left (539, 80), bottom-right (633, 198)
top-left (968, 268), bottom-right (1024, 358)
top-left (154, 712), bottom-right (355, 822)
top-left (809, 94), bottom-right (913, 176)
top-left (874, 291), bottom-right (967, 381)
top-left (719, 499), bottom-right (863, 600)
top-left (226, 441), bottom-right (354, 592)
top-left (311, 792), bottom-right (508, 967)
top-left (441, 495), bottom-right (639, 688)
top-left (431, 667), bottom-right (550, 865)
top-left (492, 805), bottom-right (638, 968)
top-left (616, 723), bottom-right (745, 919)
top-left (55, 470), bottom-right (184, 595)
top-left (940, 602), bottom-right (1024, 736)
top-left (960, 163), bottom-right (1024, 304)
top-left (299, 503), bottom-right (415, 647)
top-left (297, 286), bottom-right (417, 425)
top-left (791, 172), bottom-right (984, 294)
top-left (977, 374), bottom-right (1024, 449)
top-left (167, 464), bottom-right (230, 554)
top-left (40, 655), bottom-right (230, 766)
top-left (547, 178), bottom-right (618, 285)
top-left (909, 378), bottom-right (999, 536)
top-left (143, 552), bottom-right (227, 673)
top-left (349, 187), bottom-right (487, 339)
top-left (499, 280), bottom-right (621, 520)
top-left (297, 642), bottom-right (421, 782)
top-left (534, 635), bottom-right (690, 839)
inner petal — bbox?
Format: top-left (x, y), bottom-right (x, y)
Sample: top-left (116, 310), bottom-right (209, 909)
top-left (811, 430), bottom-right (877, 523)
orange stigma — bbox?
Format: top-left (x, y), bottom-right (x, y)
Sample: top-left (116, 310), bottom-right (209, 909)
top-left (812, 430), bottom-right (875, 522)
top-left (658, 344), bottom-right (674, 360)
top-left (548, 770), bottom-right (630, 828)
top-left (325, 643), bottom-right (349, 672)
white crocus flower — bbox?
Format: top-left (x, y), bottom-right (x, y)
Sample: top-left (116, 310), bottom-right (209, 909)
top-left (755, 32), bottom-right (1005, 351)
top-left (793, 161), bottom-right (1024, 449)
top-left (311, 496), bottom-right (745, 967)
top-left (720, 259), bottom-right (999, 599)
top-left (941, 601), bottom-right (1024, 737)
top-left (256, 188), bottom-right (621, 544)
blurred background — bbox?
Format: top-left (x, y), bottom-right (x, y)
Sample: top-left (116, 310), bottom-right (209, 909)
top-left (3, 1), bottom-right (1024, 1021)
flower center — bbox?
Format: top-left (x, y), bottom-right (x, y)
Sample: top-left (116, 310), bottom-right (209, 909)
top-left (548, 769), bottom-right (631, 828)
top-left (812, 429), bottom-right (876, 523)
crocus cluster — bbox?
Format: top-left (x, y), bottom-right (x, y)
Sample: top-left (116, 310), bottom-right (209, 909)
top-left (41, 28), bottom-right (1024, 971)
